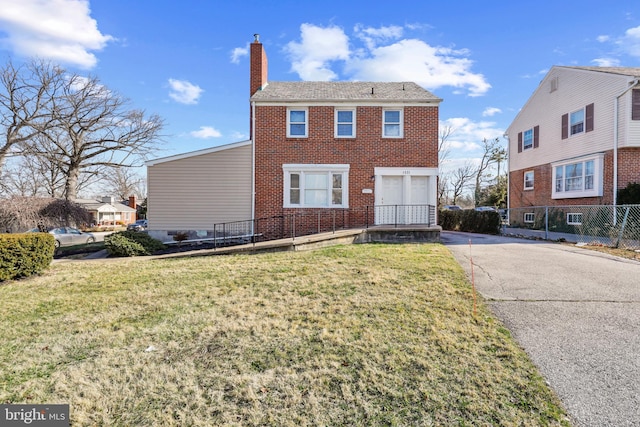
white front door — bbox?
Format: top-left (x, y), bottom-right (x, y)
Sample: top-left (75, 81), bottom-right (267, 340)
top-left (409, 176), bottom-right (430, 224)
top-left (374, 167), bottom-right (438, 225)
top-left (377, 176), bottom-right (404, 224)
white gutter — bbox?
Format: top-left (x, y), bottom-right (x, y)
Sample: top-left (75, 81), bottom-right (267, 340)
top-left (613, 78), bottom-right (640, 206)
top-left (504, 133), bottom-right (510, 221)
top-left (251, 101), bottom-right (256, 228)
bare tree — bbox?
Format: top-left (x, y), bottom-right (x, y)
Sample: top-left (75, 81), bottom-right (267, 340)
top-left (99, 167), bottom-right (146, 200)
top-left (0, 60), bottom-right (62, 172)
top-left (474, 137), bottom-right (502, 206)
top-left (450, 162), bottom-right (476, 205)
top-left (1, 61), bottom-right (164, 200)
top-left (31, 73), bottom-right (163, 200)
top-left (438, 124), bottom-right (454, 166)
top-left (437, 174), bottom-right (449, 206)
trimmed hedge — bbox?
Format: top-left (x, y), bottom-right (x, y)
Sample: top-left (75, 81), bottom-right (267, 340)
top-left (104, 231), bottom-right (165, 257)
top-left (0, 233), bottom-right (55, 282)
top-left (439, 209), bottom-right (501, 234)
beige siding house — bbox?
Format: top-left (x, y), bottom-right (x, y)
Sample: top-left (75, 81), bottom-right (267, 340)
top-left (146, 140), bottom-right (252, 242)
top-left (507, 66), bottom-right (640, 208)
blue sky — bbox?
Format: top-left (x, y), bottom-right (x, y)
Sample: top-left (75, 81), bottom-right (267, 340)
top-left (1, 0), bottom-right (640, 177)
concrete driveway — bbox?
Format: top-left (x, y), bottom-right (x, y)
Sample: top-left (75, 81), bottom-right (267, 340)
top-left (441, 231), bottom-right (640, 427)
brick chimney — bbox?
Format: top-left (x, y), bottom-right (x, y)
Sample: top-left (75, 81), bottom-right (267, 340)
top-left (129, 195), bottom-right (137, 220)
top-left (250, 33), bottom-right (268, 96)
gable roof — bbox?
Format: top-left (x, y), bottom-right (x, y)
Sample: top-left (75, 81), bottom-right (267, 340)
top-left (559, 66), bottom-right (640, 78)
top-left (74, 198), bottom-right (136, 213)
top-left (251, 81), bottom-right (441, 103)
top-left (146, 140), bottom-right (251, 166)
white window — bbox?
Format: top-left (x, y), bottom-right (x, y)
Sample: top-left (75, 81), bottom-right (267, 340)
top-left (283, 164), bottom-right (349, 208)
top-left (287, 108), bottom-right (308, 138)
top-left (335, 108), bottom-right (356, 138)
top-left (570, 108), bottom-right (584, 135)
top-left (567, 213), bottom-right (583, 225)
top-left (524, 213), bottom-right (535, 223)
top-left (383, 109), bottom-right (403, 137)
top-left (552, 154), bottom-right (603, 199)
top-left (523, 128), bottom-right (534, 150)
top-left (524, 171), bottom-right (534, 190)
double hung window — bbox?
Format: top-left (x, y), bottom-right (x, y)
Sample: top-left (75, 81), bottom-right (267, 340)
top-left (523, 129), bottom-right (534, 150)
top-left (524, 171), bottom-right (534, 190)
top-left (570, 109), bottom-right (584, 135)
top-left (287, 108), bottom-right (308, 137)
top-left (335, 109), bottom-right (356, 138)
top-left (383, 109), bottom-right (403, 137)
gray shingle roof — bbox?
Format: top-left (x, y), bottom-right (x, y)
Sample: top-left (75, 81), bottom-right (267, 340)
top-left (250, 81), bottom-right (441, 102)
top-left (561, 66), bottom-right (640, 78)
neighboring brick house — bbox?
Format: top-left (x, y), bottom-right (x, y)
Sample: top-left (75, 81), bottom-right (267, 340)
top-left (146, 35), bottom-right (441, 241)
top-left (507, 66), bottom-right (640, 209)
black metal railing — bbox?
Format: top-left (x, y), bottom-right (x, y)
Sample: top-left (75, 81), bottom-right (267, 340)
top-left (166, 204), bottom-right (436, 249)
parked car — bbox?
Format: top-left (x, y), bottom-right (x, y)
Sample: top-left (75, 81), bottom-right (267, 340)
top-left (48, 227), bottom-right (96, 248)
top-left (127, 219), bottom-right (148, 231)
top-left (442, 205), bottom-right (462, 211)
top-left (474, 206), bottom-right (497, 212)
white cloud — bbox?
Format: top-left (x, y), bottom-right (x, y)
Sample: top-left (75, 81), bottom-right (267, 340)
top-left (618, 25), bottom-right (640, 57)
top-left (230, 131), bottom-right (247, 140)
top-left (286, 24), bottom-right (490, 97)
top-left (439, 117), bottom-right (504, 161)
top-left (168, 79), bottom-right (203, 104)
top-left (354, 24), bottom-right (403, 50)
top-left (591, 57), bottom-right (621, 67)
top-left (0, 0), bottom-right (112, 69)
top-left (597, 35), bottom-right (610, 43)
top-left (231, 44), bottom-right (248, 64)
top-left (284, 24), bottom-right (350, 80)
top-left (482, 107), bottom-right (502, 117)
top-left (190, 126), bottom-right (221, 139)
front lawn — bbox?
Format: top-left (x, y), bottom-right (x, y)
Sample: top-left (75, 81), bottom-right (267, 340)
top-left (0, 244), bottom-right (570, 426)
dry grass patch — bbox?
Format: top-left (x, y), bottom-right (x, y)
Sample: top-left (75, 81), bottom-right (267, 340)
top-left (0, 244), bottom-right (570, 426)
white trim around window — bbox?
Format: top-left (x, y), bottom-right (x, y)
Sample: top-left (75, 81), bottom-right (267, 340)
top-left (551, 154), bottom-right (604, 199)
top-left (287, 108), bottom-right (308, 138)
top-left (283, 164), bottom-right (350, 208)
top-left (567, 213), bottom-right (583, 225)
top-left (524, 212), bottom-right (535, 223)
top-left (382, 108), bottom-right (403, 138)
top-left (569, 108), bottom-right (585, 136)
top-left (524, 170), bottom-right (534, 190)
top-left (335, 108), bottom-right (356, 138)
top-left (523, 128), bottom-right (534, 150)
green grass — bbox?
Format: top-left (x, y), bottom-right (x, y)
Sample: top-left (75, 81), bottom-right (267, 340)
top-left (0, 244), bottom-right (570, 426)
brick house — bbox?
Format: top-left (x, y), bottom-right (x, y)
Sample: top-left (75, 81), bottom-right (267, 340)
top-left (507, 66), bottom-right (640, 209)
top-left (146, 35), bottom-right (441, 241)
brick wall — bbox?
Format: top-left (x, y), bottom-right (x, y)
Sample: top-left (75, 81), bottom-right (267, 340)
top-left (254, 104), bottom-right (439, 220)
top-left (509, 148), bottom-right (640, 207)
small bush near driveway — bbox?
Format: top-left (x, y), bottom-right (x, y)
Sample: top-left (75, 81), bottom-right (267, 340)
top-left (104, 231), bottom-right (165, 257)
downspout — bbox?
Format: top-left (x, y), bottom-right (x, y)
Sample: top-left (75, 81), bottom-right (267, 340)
top-left (251, 101), bottom-right (256, 229)
top-left (613, 78), bottom-right (640, 207)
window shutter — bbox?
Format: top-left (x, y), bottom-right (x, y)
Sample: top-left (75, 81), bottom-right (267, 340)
top-left (533, 125), bottom-right (539, 148)
top-left (585, 103), bottom-right (594, 132)
top-left (517, 132), bottom-right (522, 153)
top-left (632, 89), bottom-right (640, 121)
top-left (561, 114), bottom-right (568, 139)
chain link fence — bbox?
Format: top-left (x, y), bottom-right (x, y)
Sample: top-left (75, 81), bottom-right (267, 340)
top-left (503, 205), bottom-right (640, 250)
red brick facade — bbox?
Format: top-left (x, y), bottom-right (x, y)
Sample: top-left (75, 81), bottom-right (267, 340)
top-left (253, 105), bottom-right (439, 220)
top-left (509, 148), bottom-right (640, 207)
